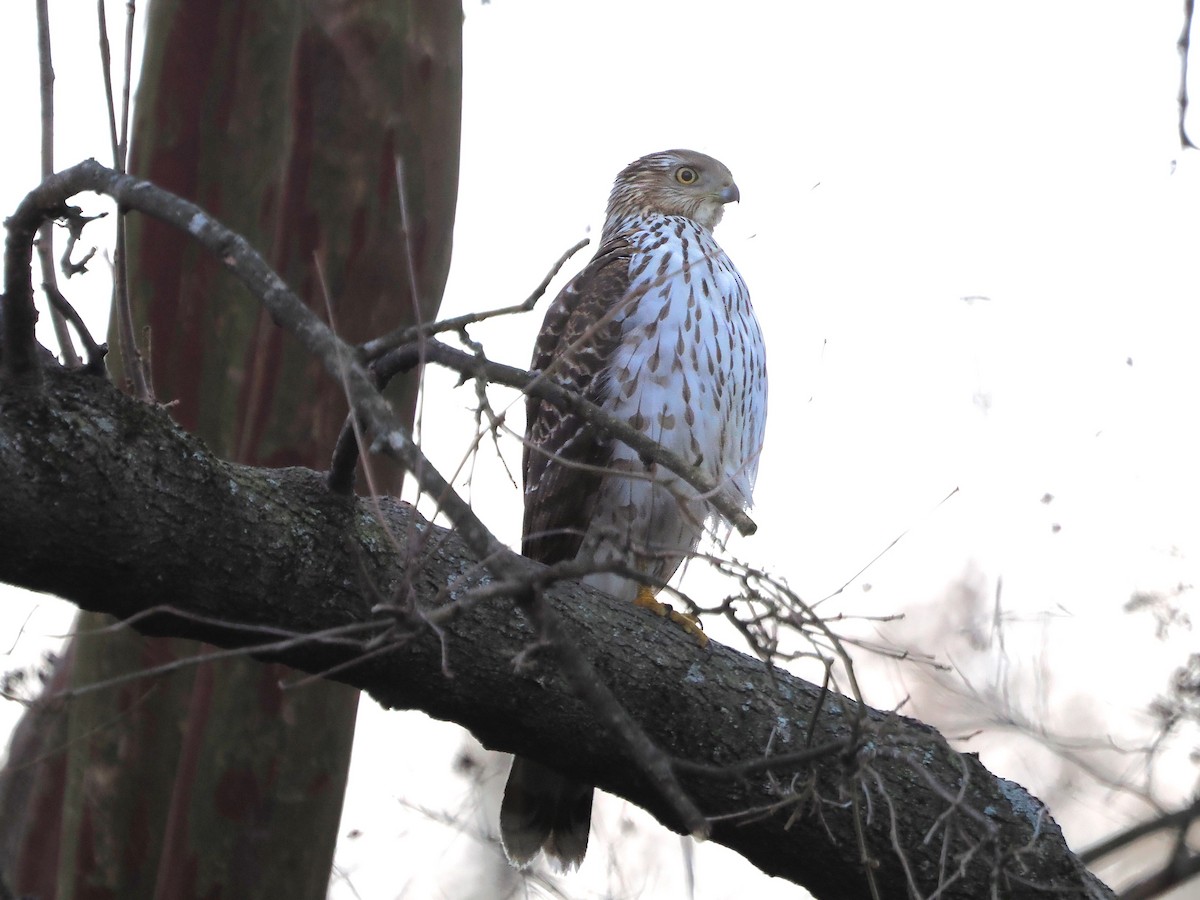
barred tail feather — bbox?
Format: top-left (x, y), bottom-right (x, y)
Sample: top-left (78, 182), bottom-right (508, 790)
top-left (500, 756), bottom-right (593, 870)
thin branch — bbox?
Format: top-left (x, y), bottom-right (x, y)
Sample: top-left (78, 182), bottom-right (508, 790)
top-left (48, 621), bottom-right (383, 702)
top-left (35, 233), bottom-right (91, 367)
top-left (672, 738), bottom-right (851, 779)
top-left (1118, 848), bottom-right (1200, 900)
top-left (358, 237), bottom-right (590, 360)
top-left (816, 486), bottom-right (959, 608)
top-left (59, 207), bottom-right (104, 276)
top-left (119, 1), bottom-right (135, 169)
top-left (332, 338), bottom-right (758, 536)
top-left (97, 0), bottom-right (150, 399)
top-left (97, 0), bottom-right (120, 166)
top-left (66, 601), bottom-right (378, 645)
top-left (1180, 0), bottom-right (1197, 150)
top-left (1081, 793), bottom-right (1200, 864)
top-left (36, 0), bottom-right (80, 367)
top-left (523, 587), bottom-right (709, 841)
top-left (41, 277), bottom-right (107, 373)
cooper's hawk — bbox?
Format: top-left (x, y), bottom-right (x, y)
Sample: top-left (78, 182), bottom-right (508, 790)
top-left (500, 149), bottom-right (767, 870)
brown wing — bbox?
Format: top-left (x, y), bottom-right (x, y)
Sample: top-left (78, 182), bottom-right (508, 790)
top-left (522, 238), bottom-right (633, 564)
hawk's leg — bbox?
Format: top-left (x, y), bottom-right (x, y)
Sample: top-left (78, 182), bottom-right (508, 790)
top-left (633, 586), bottom-right (709, 647)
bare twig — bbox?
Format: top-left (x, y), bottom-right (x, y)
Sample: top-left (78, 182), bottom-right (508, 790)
top-left (49, 621), bottom-right (383, 702)
top-left (41, 278), bottom-right (107, 373)
top-left (815, 486), bottom-right (960, 608)
top-left (97, 0), bottom-right (150, 399)
top-left (1180, 0), bottom-right (1197, 150)
top-left (36, 0), bottom-right (80, 368)
top-left (1081, 792), bottom-right (1200, 864)
top-left (332, 338), bottom-right (758, 535)
top-left (358, 237), bottom-right (590, 360)
top-left (1118, 850), bottom-right (1200, 900)
top-left (521, 587), bottom-right (710, 841)
top-left (672, 738), bottom-right (850, 779)
top-left (58, 207), bottom-right (104, 277)
top-left (97, 0), bottom-right (120, 166)
top-left (119, 1), bottom-right (135, 169)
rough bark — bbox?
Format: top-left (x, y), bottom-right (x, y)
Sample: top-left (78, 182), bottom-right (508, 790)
top-left (0, 368), bottom-right (1113, 900)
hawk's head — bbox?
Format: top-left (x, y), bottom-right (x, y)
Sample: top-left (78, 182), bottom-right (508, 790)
top-left (605, 149), bottom-right (740, 234)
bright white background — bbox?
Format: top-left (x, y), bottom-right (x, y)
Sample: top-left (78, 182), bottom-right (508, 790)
top-left (2, 2), bottom-right (1199, 898)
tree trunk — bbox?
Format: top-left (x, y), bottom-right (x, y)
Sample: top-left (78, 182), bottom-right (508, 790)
top-left (0, 2), bottom-right (461, 898)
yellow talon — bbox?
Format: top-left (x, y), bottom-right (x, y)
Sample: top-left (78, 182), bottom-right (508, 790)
top-left (633, 586), bottom-right (709, 647)
top-left (668, 608), bottom-right (709, 647)
top-left (633, 585), bottom-right (669, 616)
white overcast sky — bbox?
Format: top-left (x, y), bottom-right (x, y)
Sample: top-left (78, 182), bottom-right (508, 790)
top-left (2, 2), bottom-right (1199, 898)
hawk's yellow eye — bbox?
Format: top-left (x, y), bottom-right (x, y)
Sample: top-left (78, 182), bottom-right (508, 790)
top-left (675, 166), bottom-right (699, 185)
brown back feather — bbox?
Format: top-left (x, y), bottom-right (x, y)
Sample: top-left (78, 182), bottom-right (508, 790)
top-left (522, 239), bottom-right (632, 564)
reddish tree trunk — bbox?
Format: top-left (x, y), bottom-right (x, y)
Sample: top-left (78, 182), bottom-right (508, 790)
top-left (0, 2), bottom-right (461, 898)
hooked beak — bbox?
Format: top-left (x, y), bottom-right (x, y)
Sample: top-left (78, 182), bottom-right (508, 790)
top-left (719, 182), bottom-right (741, 204)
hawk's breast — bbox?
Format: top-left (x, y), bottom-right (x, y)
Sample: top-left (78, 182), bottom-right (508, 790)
top-left (605, 214), bottom-right (767, 518)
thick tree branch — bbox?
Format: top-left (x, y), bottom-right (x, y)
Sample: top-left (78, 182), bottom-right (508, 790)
top-left (0, 368), bottom-right (1112, 900)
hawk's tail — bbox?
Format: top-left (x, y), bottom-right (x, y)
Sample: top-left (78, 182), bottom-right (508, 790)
top-left (500, 756), bottom-right (594, 871)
